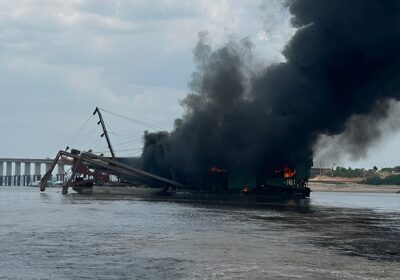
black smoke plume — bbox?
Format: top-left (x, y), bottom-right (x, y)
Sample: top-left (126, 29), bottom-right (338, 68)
top-left (141, 0), bottom-right (400, 186)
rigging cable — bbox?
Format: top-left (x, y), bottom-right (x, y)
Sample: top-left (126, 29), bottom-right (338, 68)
top-left (66, 114), bottom-right (94, 149)
top-left (98, 107), bottom-right (166, 130)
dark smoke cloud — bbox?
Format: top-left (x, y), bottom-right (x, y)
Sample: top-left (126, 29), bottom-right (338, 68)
top-left (315, 100), bottom-right (400, 165)
top-left (141, 0), bottom-right (400, 186)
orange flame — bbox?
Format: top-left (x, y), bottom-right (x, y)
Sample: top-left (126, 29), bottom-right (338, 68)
top-left (283, 167), bottom-right (296, 178)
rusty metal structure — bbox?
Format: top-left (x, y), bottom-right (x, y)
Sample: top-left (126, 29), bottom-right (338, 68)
top-left (40, 150), bottom-right (184, 194)
top-left (40, 107), bottom-right (184, 194)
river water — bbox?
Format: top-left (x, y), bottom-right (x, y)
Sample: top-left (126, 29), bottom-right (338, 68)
top-left (0, 187), bottom-right (399, 279)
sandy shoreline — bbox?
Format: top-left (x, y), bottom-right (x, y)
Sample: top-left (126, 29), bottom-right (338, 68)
top-left (309, 181), bottom-right (400, 193)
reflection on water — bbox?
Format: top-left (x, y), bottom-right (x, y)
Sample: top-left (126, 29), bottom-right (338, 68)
top-left (0, 187), bottom-right (399, 279)
top-left (312, 192), bottom-right (400, 212)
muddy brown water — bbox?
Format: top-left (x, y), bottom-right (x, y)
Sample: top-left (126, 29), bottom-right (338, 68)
top-left (0, 187), bottom-right (399, 279)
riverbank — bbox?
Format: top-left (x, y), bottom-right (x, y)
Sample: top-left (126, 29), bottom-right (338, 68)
top-left (309, 181), bottom-right (400, 193)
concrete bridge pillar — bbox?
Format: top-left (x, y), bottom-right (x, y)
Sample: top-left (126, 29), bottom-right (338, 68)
top-left (45, 163), bottom-right (53, 182)
top-left (24, 162), bottom-right (31, 186)
top-left (15, 162), bottom-right (21, 186)
top-left (57, 164), bottom-right (65, 181)
top-left (0, 158), bottom-right (73, 186)
top-left (6, 162), bottom-right (12, 186)
top-left (34, 163), bottom-right (41, 182)
top-left (0, 161), bottom-right (3, 186)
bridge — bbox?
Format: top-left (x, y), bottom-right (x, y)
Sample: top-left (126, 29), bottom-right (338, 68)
top-left (0, 158), bottom-right (70, 186)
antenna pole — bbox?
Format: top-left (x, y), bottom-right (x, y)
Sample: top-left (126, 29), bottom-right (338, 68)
top-left (93, 107), bottom-right (116, 159)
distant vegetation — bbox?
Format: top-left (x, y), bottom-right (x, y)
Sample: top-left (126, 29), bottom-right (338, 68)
top-left (328, 165), bottom-right (400, 185)
top-left (331, 166), bottom-right (377, 178)
top-left (380, 166), bottom-right (400, 173)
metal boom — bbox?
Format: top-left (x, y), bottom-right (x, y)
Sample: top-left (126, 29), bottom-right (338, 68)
top-left (93, 107), bottom-right (115, 159)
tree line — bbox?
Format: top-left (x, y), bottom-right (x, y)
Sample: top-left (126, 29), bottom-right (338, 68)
top-left (330, 165), bottom-right (400, 185)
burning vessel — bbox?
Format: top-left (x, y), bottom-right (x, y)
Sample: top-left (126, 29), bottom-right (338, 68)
top-left (40, 107), bottom-right (311, 199)
top-left (40, 149), bottom-right (311, 199)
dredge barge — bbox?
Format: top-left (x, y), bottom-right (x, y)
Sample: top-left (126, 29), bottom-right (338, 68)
top-left (40, 108), bottom-right (311, 200)
top-left (40, 148), bottom-right (311, 199)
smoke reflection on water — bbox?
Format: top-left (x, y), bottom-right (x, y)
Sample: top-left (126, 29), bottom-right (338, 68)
top-left (0, 187), bottom-right (399, 279)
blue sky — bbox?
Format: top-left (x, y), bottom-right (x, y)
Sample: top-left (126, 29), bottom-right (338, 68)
top-left (1, 0), bottom-right (399, 169)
